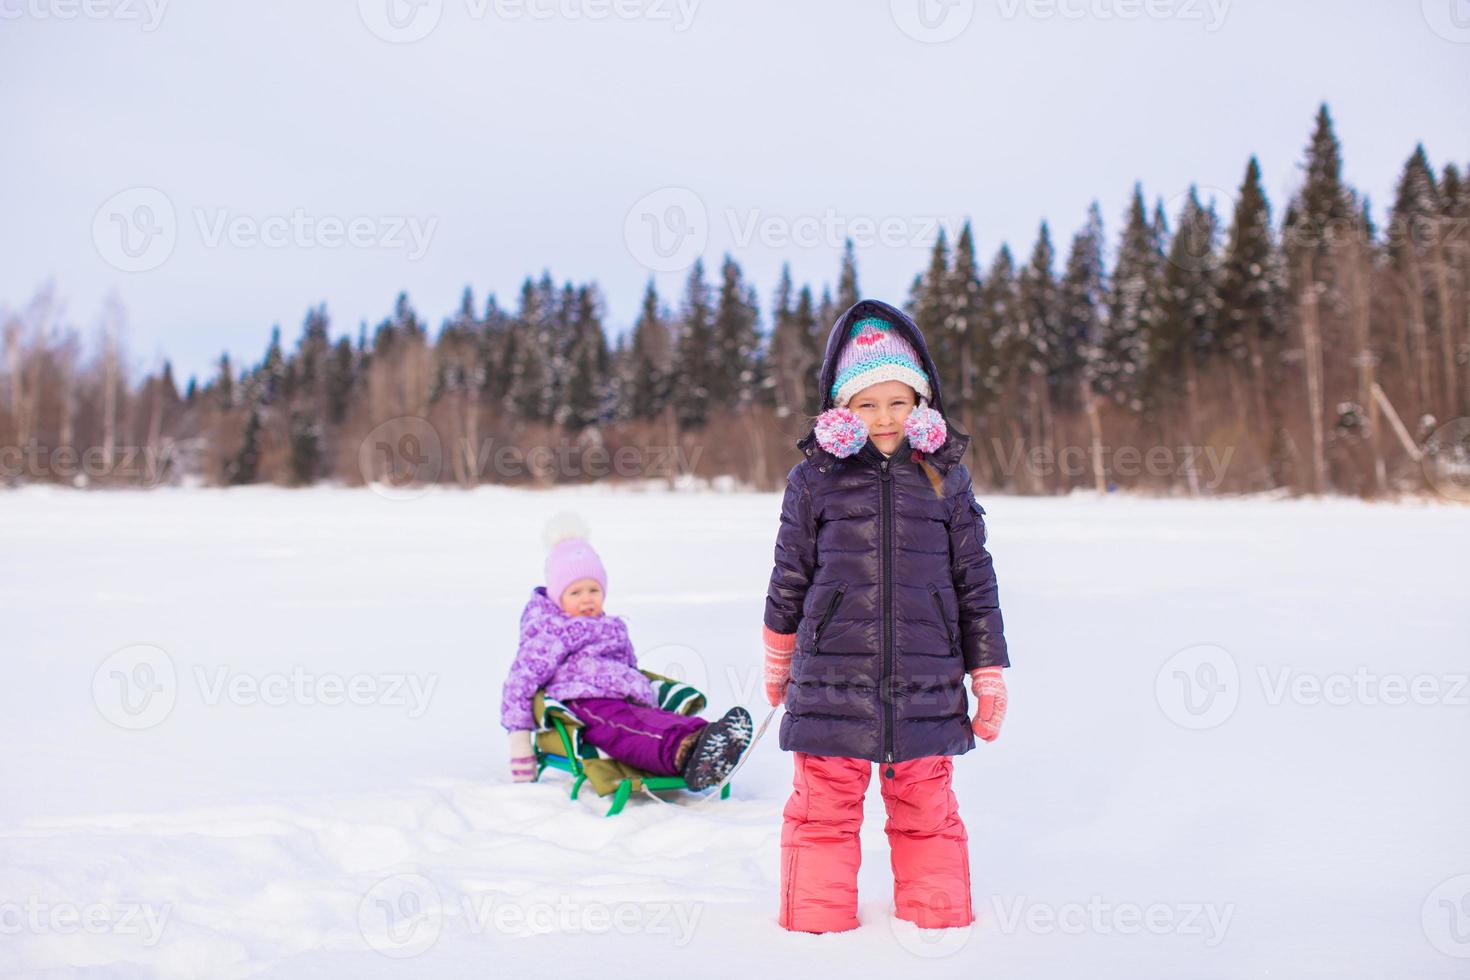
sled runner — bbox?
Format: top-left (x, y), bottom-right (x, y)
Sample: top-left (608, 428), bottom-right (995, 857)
top-left (531, 669), bottom-right (733, 816)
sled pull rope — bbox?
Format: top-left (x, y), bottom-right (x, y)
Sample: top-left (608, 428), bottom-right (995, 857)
top-left (640, 704), bottom-right (780, 809)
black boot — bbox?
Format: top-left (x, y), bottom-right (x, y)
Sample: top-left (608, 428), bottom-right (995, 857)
top-left (680, 707), bottom-right (753, 791)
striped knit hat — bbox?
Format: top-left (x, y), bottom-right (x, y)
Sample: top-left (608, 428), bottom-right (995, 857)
top-left (829, 316), bottom-right (932, 408)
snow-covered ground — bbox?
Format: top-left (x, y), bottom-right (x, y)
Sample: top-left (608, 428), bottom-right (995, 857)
top-left (2, 484), bottom-right (1467, 978)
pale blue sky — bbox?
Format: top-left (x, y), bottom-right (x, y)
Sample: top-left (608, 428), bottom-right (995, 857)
top-left (3, 0), bottom-right (1467, 385)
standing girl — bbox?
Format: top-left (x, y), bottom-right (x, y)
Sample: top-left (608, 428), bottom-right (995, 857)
top-left (760, 299), bottom-right (1010, 933)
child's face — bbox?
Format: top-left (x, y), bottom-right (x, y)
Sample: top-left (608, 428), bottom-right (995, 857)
top-left (559, 578), bottom-right (604, 617)
top-left (848, 380), bottom-right (917, 455)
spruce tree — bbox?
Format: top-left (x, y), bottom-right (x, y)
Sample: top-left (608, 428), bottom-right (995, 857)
top-left (1055, 202), bottom-right (1107, 411)
top-left (836, 238), bottom-right (860, 310)
top-left (1149, 187), bottom-right (1222, 416)
top-left (1017, 221), bottom-right (1060, 421)
top-left (1099, 185), bottom-right (1165, 410)
top-left (506, 276), bottom-right (554, 423)
top-left (943, 222), bottom-right (982, 418)
top-left (563, 285), bottom-right (609, 429)
top-left (979, 245), bottom-right (1019, 412)
top-left (627, 279), bottom-right (674, 421)
top-left (910, 230), bottom-right (951, 367)
top-left (226, 407), bottom-right (262, 484)
top-left (711, 254), bottom-right (762, 408)
top-left (1218, 157), bottom-right (1283, 364)
top-left (673, 259), bottom-right (716, 427)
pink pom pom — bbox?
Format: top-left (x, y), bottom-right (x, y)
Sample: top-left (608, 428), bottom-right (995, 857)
top-left (904, 403), bottom-right (947, 454)
top-left (814, 407), bottom-right (868, 458)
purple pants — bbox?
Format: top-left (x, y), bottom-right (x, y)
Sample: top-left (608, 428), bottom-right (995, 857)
top-left (563, 697), bottom-right (708, 776)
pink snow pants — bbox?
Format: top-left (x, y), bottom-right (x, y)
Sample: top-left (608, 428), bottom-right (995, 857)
top-left (779, 752), bottom-right (973, 933)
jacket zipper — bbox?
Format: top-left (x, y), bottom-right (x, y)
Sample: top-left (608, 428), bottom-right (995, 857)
top-left (812, 588), bottom-right (846, 654)
top-left (881, 457), bottom-right (895, 779)
top-left (929, 584), bottom-right (954, 647)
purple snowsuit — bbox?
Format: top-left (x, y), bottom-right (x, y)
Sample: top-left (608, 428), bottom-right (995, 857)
top-left (501, 586), bottom-right (705, 774)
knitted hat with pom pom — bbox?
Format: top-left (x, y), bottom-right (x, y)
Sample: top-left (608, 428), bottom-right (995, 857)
top-left (813, 314), bottom-right (948, 459)
top-left (543, 512), bottom-right (606, 605)
top-left (829, 316), bottom-right (932, 409)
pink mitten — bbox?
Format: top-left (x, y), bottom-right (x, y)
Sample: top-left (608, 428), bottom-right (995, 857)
top-left (762, 626), bottom-right (796, 706)
top-left (970, 666), bottom-right (1007, 742)
top-left (509, 729), bottom-right (536, 782)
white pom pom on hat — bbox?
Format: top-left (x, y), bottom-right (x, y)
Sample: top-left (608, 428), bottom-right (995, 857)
top-left (542, 510), bottom-right (591, 551)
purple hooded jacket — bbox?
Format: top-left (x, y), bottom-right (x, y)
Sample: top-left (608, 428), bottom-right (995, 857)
top-left (764, 298), bottom-right (1009, 765)
top-left (500, 586), bottom-right (657, 731)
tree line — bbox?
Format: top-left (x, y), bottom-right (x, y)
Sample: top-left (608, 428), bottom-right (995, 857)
top-left (2, 104), bottom-right (1467, 497)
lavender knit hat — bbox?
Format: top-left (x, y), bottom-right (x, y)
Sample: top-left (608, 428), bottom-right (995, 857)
top-left (543, 512), bottom-right (606, 605)
top-left (829, 316), bottom-right (933, 408)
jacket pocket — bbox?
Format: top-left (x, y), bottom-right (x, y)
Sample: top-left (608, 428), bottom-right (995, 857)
top-left (811, 588), bottom-right (846, 655)
top-left (928, 584), bottom-right (956, 650)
